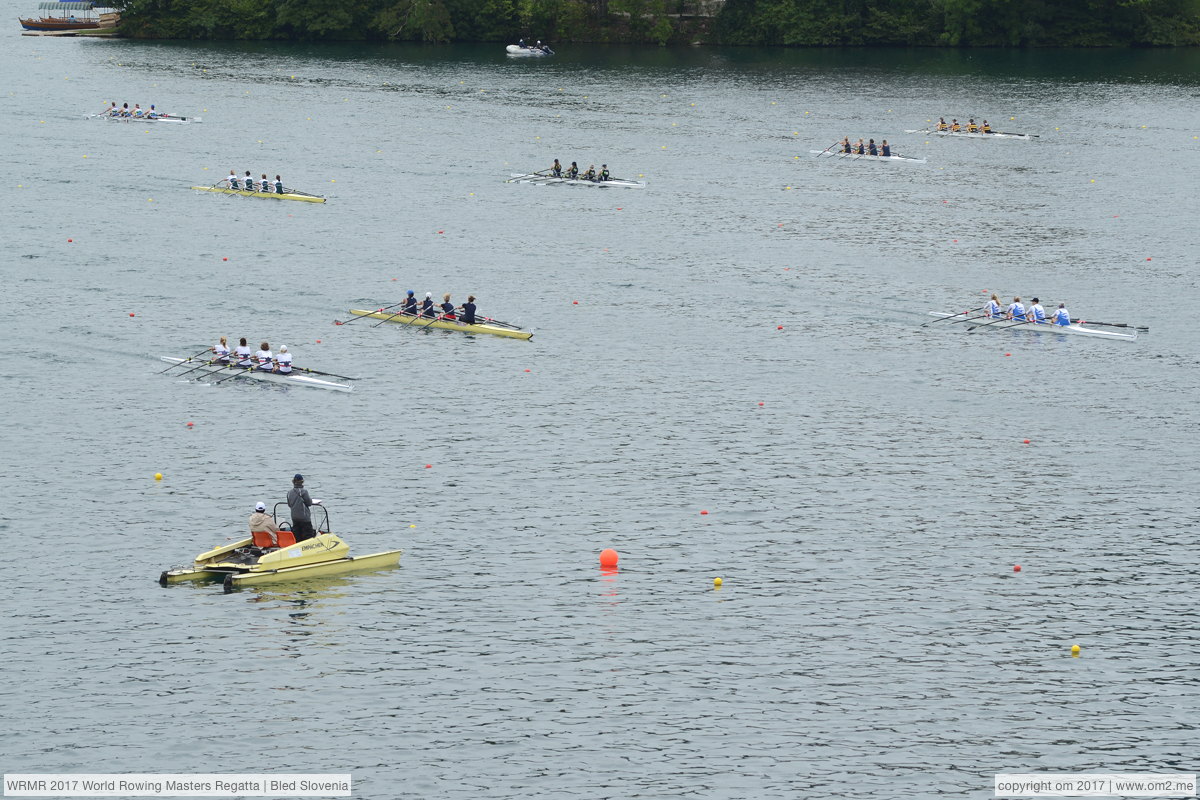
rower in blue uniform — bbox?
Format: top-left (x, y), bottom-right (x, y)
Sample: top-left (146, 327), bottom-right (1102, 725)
top-left (440, 294), bottom-right (456, 320)
top-left (421, 292), bottom-right (436, 318)
top-left (880, 139), bottom-right (891, 157)
top-left (1006, 296), bottom-right (1027, 322)
top-left (1052, 303), bottom-right (1071, 326)
top-left (459, 295), bottom-right (477, 325)
top-left (841, 137), bottom-right (852, 154)
top-left (854, 138), bottom-right (866, 155)
top-left (984, 294), bottom-right (1002, 319)
top-left (867, 139), bottom-right (878, 156)
top-left (402, 290), bottom-right (418, 316)
top-left (1028, 297), bottom-right (1046, 323)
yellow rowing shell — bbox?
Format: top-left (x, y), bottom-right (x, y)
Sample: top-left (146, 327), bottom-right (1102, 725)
top-left (190, 185), bottom-right (326, 203)
top-left (349, 309), bottom-right (533, 340)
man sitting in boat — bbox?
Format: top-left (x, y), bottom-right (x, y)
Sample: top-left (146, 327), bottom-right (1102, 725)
top-left (981, 120), bottom-right (992, 133)
top-left (936, 117), bottom-right (948, 131)
top-left (599, 165), bottom-right (611, 181)
top-left (274, 175), bottom-right (285, 194)
top-left (254, 342), bottom-right (274, 371)
top-left (1052, 303), bottom-right (1071, 326)
top-left (227, 170), bottom-right (240, 190)
top-left (243, 171), bottom-right (256, 191)
top-left (258, 173), bottom-right (271, 193)
top-left (880, 140), bottom-right (891, 157)
top-left (867, 139), bottom-right (878, 156)
top-left (566, 162), bottom-right (579, 179)
top-left (950, 119), bottom-right (961, 131)
top-left (459, 295), bottom-right (477, 325)
top-left (275, 345), bottom-right (292, 374)
top-left (248, 501), bottom-right (280, 549)
top-left (967, 118), bottom-right (978, 132)
top-left (582, 164), bottom-right (597, 181)
top-left (550, 159), bottom-right (562, 178)
top-left (1028, 297), bottom-right (1046, 323)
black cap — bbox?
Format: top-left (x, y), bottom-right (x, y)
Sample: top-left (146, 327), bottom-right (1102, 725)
top-left (293, 473), bottom-right (304, 481)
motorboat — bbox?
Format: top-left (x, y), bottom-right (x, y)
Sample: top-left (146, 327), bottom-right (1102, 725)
top-left (506, 43), bottom-right (553, 57)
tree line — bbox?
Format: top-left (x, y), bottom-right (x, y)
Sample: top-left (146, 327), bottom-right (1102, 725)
top-left (115, 0), bottom-right (1200, 45)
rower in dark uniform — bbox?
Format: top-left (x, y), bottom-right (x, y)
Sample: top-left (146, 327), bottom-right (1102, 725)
top-left (854, 138), bottom-right (865, 155)
top-left (440, 294), bottom-right (456, 321)
top-left (841, 137), bottom-right (852, 153)
top-left (582, 164), bottom-right (597, 181)
top-left (566, 161), bottom-right (579, 179)
top-left (880, 139), bottom-right (891, 157)
top-left (981, 120), bottom-right (992, 133)
top-left (936, 117), bottom-right (948, 131)
top-left (550, 159), bottom-right (562, 177)
top-left (967, 118), bottom-right (978, 132)
top-left (421, 292), bottom-right (436, 318)
top-left (599, 164), bottom-right (610, 181)
top-left (459, 295), bottom-right (477, 325)
top-left (867, 139), bottom-right (878, 156)
top-left (402, 290), bottom-right (418, 316)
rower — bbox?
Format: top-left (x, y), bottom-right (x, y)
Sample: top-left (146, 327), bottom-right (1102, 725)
top-left (228, 170), bottom-right (240, 190)
top-left (854, 138), bottom-right (865, 155)
top-left (459, 295), bottom-right (477, 325)
top-left (1028, 297), bottom-right (1046, 324)
top-left (260, 173), bottom-right (271, 193)
top-left (254, 342), bottom-right (273, 371)
top-left (244, 171), bottom-right (256, 191)
top-left (599, 164), bottom-right (610, 181)
top-left (402, 290), bottom-right (418, 316)
top-left (950, 119), bottom-right (961, 132)
top-left (274, 175), bottom-right (284, 194)
top-left (936, 117), bottom-right (948, 131)
top-left (213, 336), bottom-right (231, 364)
top-left (234, 337), bottom-right (253, 367)
top-left (841, 137), bottom-right (851, 154)
top-left (121, 102), bottom-right (131, 117)
top-left (1006, 296), bottom-right (1026, 322)
top-left (440, 293), bottom-right (457, 320)
top-left (567, 161), bottom-right (579, 179)
top-left (880, 139), bottom-right (891, 157)
top-left (868, 139), bottom-right (878, 156)
top-left (967, 118), bottom-right (978, 132)
top-left (133, 104), bottom-right (144, 117)
top-left (981, 120), bottom-right (992, 133)
top-left (148, 104), bottom-right (160, 118)
top-left (985, 294), bottom-right (1002, 319)
top-left (275, 345), bottom-right (292, 374)
top-left (582, 164), bottom-right (597, 181)
top-left (421, 292), bottom-right (436, 318)
top-left (106, 101), bottom-right (117, 116)
top-left (551, 159), bottom-right (562, 178)
top-left (1052, 303), bottom-right (1071, 326)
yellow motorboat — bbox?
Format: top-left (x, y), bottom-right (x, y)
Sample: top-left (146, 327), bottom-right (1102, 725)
top-left (159, 505), bottom-right (401, 592)
top-left (190, 185), bottom-right (326, 203)
top-left (348, 309), bottom-right (533, 340)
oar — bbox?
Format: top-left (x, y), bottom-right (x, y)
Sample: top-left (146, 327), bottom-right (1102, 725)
top-left (995, 130), bottom-right (1037, 138)
top-left (296, 366), bottom-right (360, 381)
top-left (417, 313), bottom-right (450, 332)
top-left (923, 306), bottom-right (987, 326)
top-left (966, 316), bottom-right (1027, 333)
top-left (815, 140), bottom-right (842, 158)
top-left (506, 169), bottom-right (552, 183)
top-left (173, 358), bottom-right (226, 379)
top-left (1071, 318), bottom-right (1148, 332)
top-left (212, 365), bottom-right (255, 385)
top-left (371, 305), bottom-right (422, 328)
top-left (476, 316), bottom-right (521, 330)
top-left (157, 347), bottom-right (212, 373)
top-left (336, 301), bottom-right (404, 326)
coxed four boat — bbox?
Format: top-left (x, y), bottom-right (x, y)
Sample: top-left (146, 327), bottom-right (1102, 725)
top-left (809, 150), bottom-right (927, 164)
top-left (190, 185), bottom-right (326, 203)
top-left (927, 312), bottom-right (1137, 341)
top-left (348, 309), bottom-right (533, 340)
top-left (160, 356), bottom-right (354, 390)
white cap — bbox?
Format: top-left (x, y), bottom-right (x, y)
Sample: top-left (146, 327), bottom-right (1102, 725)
top-left (255, 501), bottom-right (266, 511)
top-left (279, 345), bottom-right (287, 352)
top-left (425, 292), bottom-right (432, 298)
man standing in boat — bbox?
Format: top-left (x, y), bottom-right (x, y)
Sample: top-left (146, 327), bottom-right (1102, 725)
top-left (287, 474), bottom-right (321, 542)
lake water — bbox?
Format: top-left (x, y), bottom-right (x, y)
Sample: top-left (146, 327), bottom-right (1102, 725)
top-left (1, 39), bottom-right (1198, 799)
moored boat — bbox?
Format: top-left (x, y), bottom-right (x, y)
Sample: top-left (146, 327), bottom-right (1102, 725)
top-left (926, 311), bottom-right (1137, 341)
top-left (508, 173), bottom-right (646, 188)
top-left (809, 150), bottom-right (927, 164)
top-left (190, 185), bottom-right (326, 203)
top-left (19, 1), bottom-right (106, 29)
top-left (159, 356), bottom-right (355, 391)
top-left (905, 129), bottom-right (1033, 140)
top-left (348, 309), bottom-right (533, 340)
top-left (159, 506), bottom-right (402, 593)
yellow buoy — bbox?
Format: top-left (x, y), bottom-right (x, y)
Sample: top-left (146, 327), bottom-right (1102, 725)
top-left (713, 577), bottom-right (723, 587)
top-left (1071, 644), bottom-right (1081, 656)
top-left (154, 473), bottom-right (163, 481)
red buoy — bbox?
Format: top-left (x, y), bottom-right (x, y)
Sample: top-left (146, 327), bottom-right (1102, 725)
top-left (599, 548), bottom-right (619, 568)
top-left (1013, 564), bottom-right (1022, 572)
top-left (700, 510), bottom-right (709, 515)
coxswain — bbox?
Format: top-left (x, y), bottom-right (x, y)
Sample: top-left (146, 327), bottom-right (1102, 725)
top-left (984, 293), bottom-right (1002, 319)
top-left (880, 139), bottom-right (891, 157)
top-left (599, 164), bottom-right (611, 181)
top-left (274, 175), bottom-right (284, 194)
top-left (227, 170), bottom-right (240, 189)
top-left (244, 171), bottom-right (256, 191)
top-left (459, 295), bottom-right (477, 325)
top-left (402, 290), bottom-right (418, 316)
top-left (212, 336), bottom-right (231, 364)
top-left (981, 120), bottom-right (992, 133)
top-left (582, 164), bottom-right (597, 181)
top-left (841, 137), bottom-right (852, 154)
top-left (566, 162), bottom-right (579, 179)
top-left (868, 139), bottom-right (878, 156)
top-left (1052, 303), bottom-right (1071, 326)
top-left (421, 292), bottom-right (436, 318)
top-left (854, 138), bottom-right (865, 155)
top-left (1028, 297), bottom-right (1046, 323)
top-left (550, 158), bottom-right (562, 178)
top-left (936, 117), bottom-right (949, 131)
top-left (1006, 296), bottom-right (1026, 322)
top-left (967, 118), bottom-right (978, 133)
top-left (260, 173), bottom-right (271, 193)
top-left (440, 293), bottom-right (456, 321)
top-left (254, 342), bottom-right (273, 371)
top-left (233, 337), bottom-right (253, 367)
top-left (275, 345), bottom-right (292, 374)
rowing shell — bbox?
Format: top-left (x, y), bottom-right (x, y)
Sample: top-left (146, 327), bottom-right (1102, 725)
top-left (348, 310), bottom-right (533, 340)
top-left (190, 186), bottom-right (326, 203)
top-left (809, 151), bottom-right (927, 164)
top-left (159, 357), bottom-right (354, 390)
top-left (507, 173), bottom-right (646, 188)
top-left (927, 312), bottom-right (1137, 341)
top-left (90, 114), bottom-right (201, 124)
top-left (905, 129), bottom-right (1032, 140)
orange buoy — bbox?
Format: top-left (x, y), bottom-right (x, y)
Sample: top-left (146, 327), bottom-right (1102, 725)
top-left (599, 548), bottom-right (619, 567)
top-left (700, 510), bottom-right (709, 515)
top-left (1013, 564), bottom-right (1022, 572)
top-left (128, 313), bottom-right (135, 317)
top-left (424, 464), bottom-right (432, 469)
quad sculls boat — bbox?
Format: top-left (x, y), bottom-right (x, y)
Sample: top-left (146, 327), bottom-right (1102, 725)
top-left (159, 505), bottom-right (402, 592)
top-left (508, 173), bottom-right (646, 188)
top-left (159, 356), bottom-right (355, 391)
top-left (190, 185), bottom-right (326, 203)
top-left (506, 44), bottom-right (553, 57)
top-left (809, 150), bottom-right (926, 164)
top-left (926, 312), bottom-right (1137, 341)
top-left (905, 129), bottom-right (1033, 140)
top-left (347, 309), bottom-right (533, 340)
top-left (91, 113), bottom-right (200, 124)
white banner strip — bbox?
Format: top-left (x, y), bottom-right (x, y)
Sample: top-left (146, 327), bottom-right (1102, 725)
top-left (996, 774), bottom-right (1197, 797)
top-left (3, 774), bottom-right (352, 797)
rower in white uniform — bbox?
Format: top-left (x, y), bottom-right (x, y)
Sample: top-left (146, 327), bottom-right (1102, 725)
top-left (1028, 297), bottom-right (1046, 323)
top-left (244, 171), bottom-right (256, 191)
top-left (1052, 303), bottom-right (1071, 326)
top-left (254, 342), bottom-right (273, 371)
top-left (1006, 296), bottom-right (1027, 322)
top-left (227, 170), bottom-right (240, 189)
top-left (984, 293), bottom-right (1002, 319)
top-left (212, 336), bottom-right (231, 364)
top-left (233, 337), bottom-right (253, 366)
top-left (275, 345), bottom-right (293, 374)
